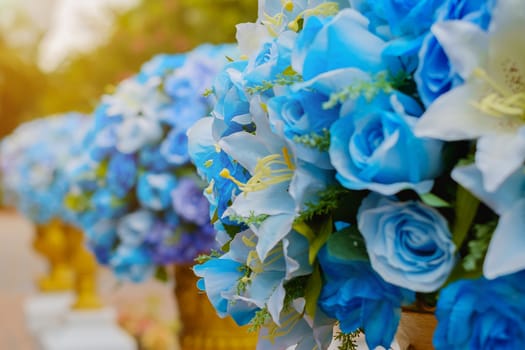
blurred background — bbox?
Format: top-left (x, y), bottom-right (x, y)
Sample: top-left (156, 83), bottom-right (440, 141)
top-left (0, 1), bottom-right (256, 348)
top-left (0, 0), bottom-right (257, 137)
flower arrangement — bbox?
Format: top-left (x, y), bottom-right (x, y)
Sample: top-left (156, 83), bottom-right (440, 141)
top-left (188, 0), bottom-right (525, 349)
top-left (0, 113), bottom-right (90, 224)
top-left (65, 44), bottom-right (236, 282)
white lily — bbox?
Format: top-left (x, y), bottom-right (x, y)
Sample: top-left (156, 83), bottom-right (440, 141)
top-left (416, 0), bottom-right (525, 191)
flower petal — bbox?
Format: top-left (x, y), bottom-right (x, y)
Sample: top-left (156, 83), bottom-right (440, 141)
top-left (415, 83), bottom-right (505, 140)
top-left (483, 198), bottom-right (525, 279)
top-left (432, 20), bottom-right (488, 80)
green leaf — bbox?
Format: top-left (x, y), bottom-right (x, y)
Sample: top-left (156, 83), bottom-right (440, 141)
top-left (453, 185), bottom-right (480, 248)
top-left (420, 192), bottom-right (451, 208)
top-left (304, 264), bottom-right (322, 318)
top-left (308, 217), bottom-right (333, 265)
top-left (326, 226), bottom-right (369, 262)
top-left (154, 266), bottom-right (169, 282)
top-left (293, 220), bottom-right (316, 242)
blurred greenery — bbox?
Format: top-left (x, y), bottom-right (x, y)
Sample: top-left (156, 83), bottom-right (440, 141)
top-left (0, 0), bottom-right (257, 137)
top-left (36, 0), bottom-right (258, 116)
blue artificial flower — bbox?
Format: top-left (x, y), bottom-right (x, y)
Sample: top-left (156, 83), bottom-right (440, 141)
top-left (91, 188), bottom-right (130, 219)
top-left (106, 152), bottom-right (137, 198)
top-left (116, 209), bottom-right (156, 247)
top-left (109, 245), bottom-right (154, 283)
top-left (292, 8), bottom-right (401, 81)
top-left (318, 232), bottom-right (415, 349)
top-left (244, 30), bottom-right (295, 90)
top-left (84, 219), bottom-right (118, 265)
top-left (136, 172), bottom-right (177, 210)
top-left (329, 92), bottom-right (443, 195)
top-left (211, 60), bottom-right (251, 129)
top-left (187, 117), bottom-right (251, 230)
top-left (415, 0), bottom-right (494, 106)
top-left (138, 145), bottom-right (170, 172)
top-left (434, 270), bottom-right (525, 349)
top-left (159, 127), bottom-right (191, 165)
top-left (194, 229), bottom-right (312, 326)
top-left (136, 53), bottom-right (186, 83)
top-left (115, 114), bottom-right (163, 154)
top-left (170, 177), bottom-right (210, 226)
top-left (0, 113), bottom-right (91, 225)
top-left (358, 193), bottom-right (457, 292)
top-left (267, 86), bottom-right (339, 168)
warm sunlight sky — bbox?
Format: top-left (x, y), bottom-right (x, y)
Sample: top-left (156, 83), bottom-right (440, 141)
top-left (0, 0), bottom-right (138, 71)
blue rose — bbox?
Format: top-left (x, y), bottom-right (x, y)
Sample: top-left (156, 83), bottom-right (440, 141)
top-left (329, 92), bottom-right (443, 194)
top-left (244, 31), bottom-right (294, 89)
top-left (116, 209), bottom-right (156, 247)
top-left (292, 9), bottom-right (401, 81)
top-left (415, 0), bottom-right (494, 106)
top-left (434, 271), bottom-right (525, 349)
top-left (318, 231), bottom-right (415, 349)
top-left (137, 172), bottom-right (177, 210)
top-left (351, 0), bottom-right (441, 39)
top-left (212, 60), bottom-right (251, 128)
top-left (358, 193), bottom-right (457, 292)
top-left (106, 152), bottom-right (137, 198)
top-left (109, 245), bottom-right (154, 283)
top-left (268, 87), bottom-right (339, 167)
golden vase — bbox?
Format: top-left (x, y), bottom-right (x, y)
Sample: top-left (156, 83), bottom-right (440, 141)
top-left (173, 265), bottom-right (257, 350)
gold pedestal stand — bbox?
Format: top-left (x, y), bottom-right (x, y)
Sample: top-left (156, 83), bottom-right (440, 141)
top-left (174, 265), bottom-right (257, 350)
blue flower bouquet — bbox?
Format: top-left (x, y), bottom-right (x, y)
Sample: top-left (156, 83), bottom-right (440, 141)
top-left (0, 113), bottom-right (91, 224)
top-left (65, 44), bottom-right (236, 283)
top-left (188, 0), bottom-right (525, 349)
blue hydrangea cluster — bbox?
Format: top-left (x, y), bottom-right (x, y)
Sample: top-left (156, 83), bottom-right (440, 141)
top-left (0, 113), bottom-right (90, 224)
top-left (65, 44), bottom-right (235, 282)
top-left (188, 1), bottom-right (525, 349)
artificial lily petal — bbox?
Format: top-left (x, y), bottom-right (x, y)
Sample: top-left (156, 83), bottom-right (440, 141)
top-left (415, 83), bottom-right (505, 141)
top-left (484, 198), bottom-right (525, 279)
top-left (432, 20), bottom-right (488, 79)
top-left (475, 130), bottom-right (525, 191)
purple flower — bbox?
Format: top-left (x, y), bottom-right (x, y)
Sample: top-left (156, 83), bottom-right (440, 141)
top-left (171, 178), bottom-right (210, 226)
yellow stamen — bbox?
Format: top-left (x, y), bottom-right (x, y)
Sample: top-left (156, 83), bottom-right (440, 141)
top-left (471, 68), bottom-right (525, 121)
top-left (204, 179), bottom-right (214, 195)
top-left (283, 0), bottom-right (294, 12)
top-left (219, 148), bottom-right (295, 194)
top-left (239, 54), bottom-right (249, 60)
top-left (204, 159), bottom-right (213, 168)
top-left (214, 143), bottom-right (221, 153)
top-left (287, 2), bottom-right (339, 32)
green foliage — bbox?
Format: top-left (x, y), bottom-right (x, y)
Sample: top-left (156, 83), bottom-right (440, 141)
top-left (419, 192), bottom-right (452, 208)
top-left (292, 128), bottom-right (331, 151)
top-left (325, 225), bottom-right (369, 262)
top-left (297, 185), bottom-right (351, 222)
top-left (304, 263), bottom-right (322, 318)
top-left (228, 211), bottom-right (270, 226)
top-left (248, 308), bottom-right (271, 333)
top-left (194, 249), bottom-right (222, 264)
top-left (334, 328), bottom-right (361, 350)
top-left (34, 0), bottom-right (258, 116)
top-left (463, 221), bottom-right (497, 272)
top-left (245, 67), bottom-right (303, 95)
top-left (453, 185), bottom-right (480, 248)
